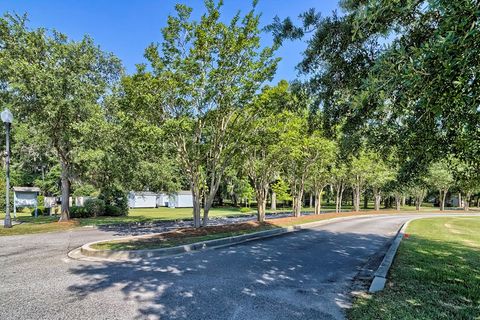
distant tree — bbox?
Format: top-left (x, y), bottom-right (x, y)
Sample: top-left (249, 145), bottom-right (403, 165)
top-left (271, 179), bottom-right (290, 209)
top-left (306, 140), bottom-right (336, 215)
top-left (425, 161), bottom-right (454, 211)
top-left (367, 153), bottom-right (395, 211)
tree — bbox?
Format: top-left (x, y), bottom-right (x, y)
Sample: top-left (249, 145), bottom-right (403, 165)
top-left (306, 140), bottom-right (336, 215)
top-left (454, 160), bottom-right (480, 211)
top-left (132, 1), bottom-right (278, 227)
top-left (367, 153), bottom-right (395, 211)
top-left (0, 14), bottom-right (121, 220)
top-left (425, 161), bottom-right (454, 211)
top-left (244, 83), bottom-right (295, 221)
top-left (331, 162), bottom-right (348, 213)
top-left (268, 0), bottom-right (480, 187)
top-left (271, 179), bottom-right (290, 209)
top-left (349, 150), bottom-right (375, 212)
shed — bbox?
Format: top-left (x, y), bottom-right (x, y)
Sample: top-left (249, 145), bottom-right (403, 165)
top-left (167, 191), bottom-right (193, 208)
top-left (13, 187), bottom-right (41, 218)
top-left (128, 191), bottom-right (158, 208)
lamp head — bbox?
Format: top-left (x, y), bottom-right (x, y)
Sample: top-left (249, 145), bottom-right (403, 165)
top-left (1, 108), bottom-right (13, 124)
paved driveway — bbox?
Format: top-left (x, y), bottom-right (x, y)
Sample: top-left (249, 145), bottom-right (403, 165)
top-left (0, 214), bottom-right (467, 319)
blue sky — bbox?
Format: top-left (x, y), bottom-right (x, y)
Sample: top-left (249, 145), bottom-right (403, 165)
top-left (0, 1), bottom-right (340, 83)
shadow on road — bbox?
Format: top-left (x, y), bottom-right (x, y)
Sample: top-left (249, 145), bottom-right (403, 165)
top-left (68, 228), bottom-right (392, 320)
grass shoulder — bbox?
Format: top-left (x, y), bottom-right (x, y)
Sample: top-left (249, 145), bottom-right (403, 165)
top-left (349, 216), bottom-right (480, 320)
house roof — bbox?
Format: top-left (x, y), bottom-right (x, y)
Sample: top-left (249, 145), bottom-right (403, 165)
top-left (13, 187), bottom-right (41, 193)
top-left (130, 190), bottom-right (192, 196)
top-left (130, 191), bottom-right (158, 196)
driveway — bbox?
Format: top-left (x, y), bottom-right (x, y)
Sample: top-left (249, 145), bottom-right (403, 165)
top-left (0, 213), bottom-right (468, 319)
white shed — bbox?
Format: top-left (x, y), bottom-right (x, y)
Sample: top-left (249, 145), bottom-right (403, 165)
top-left (128, 192), bottom-right (158, 208)
top-left (167, 191), bottom-right (193, 208)
top-left (13, 186), bottom-right (41, 218)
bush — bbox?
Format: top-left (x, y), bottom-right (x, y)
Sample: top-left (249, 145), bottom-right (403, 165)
top-left (105, 205), bottom-right (124, 216)
top-left (84, 198), bottom-right (106, 217)
top-left (99, 185), bottom-right (128, 217)
top-left (69, 206), bottom-right (92, 218)
top-left (239, 207), bottom-right (251, 213)
top-left (30, 206), bottom-right (45, 217)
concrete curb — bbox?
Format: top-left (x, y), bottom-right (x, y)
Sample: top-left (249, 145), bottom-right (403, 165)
top-left (368, 214), bottom-right (478, 293)
top-left (69, 214), bottom-right (385, 262)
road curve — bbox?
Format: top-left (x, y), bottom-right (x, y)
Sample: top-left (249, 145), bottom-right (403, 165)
top-left (0, 213), bottom-right (474, 320)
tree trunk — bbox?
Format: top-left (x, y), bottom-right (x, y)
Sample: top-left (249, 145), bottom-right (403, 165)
top-left (255, 184), bottom-right (267, 222)
top-left (464, 193), bottom-right (471, 211)
top-left (415, 197), bottom-right (421, 211)
top-left (309, 193), bottom-right (313, 208)
top-left (373, 188), bottom-right (381, 212)
top-left (292, 187), bottom-right (304, 217)
top-left (401, 196), bottom-right (406, 207)
top-left (353, 185), bottom-right (361, 212)
top-left (458, 192), bottom-right (463, 208)
top-left (203, 195), bottom-right (215, 226)
top-left (271, 191), bottom-right (276, 211)
top-left (191, 184), bottom-right (202, 228)
top-left (335, 183), bottom-right (344, 213)
top-left (363, 193), bottom-right (368, 209)
top-left (59, 160), bottom-right (70, 221)
top-left (395, 196), bottom-right (401, 211)
top-left (314, 185), bottom-right (325, 215)
top-left (440, 190), bottom-right (447, 211)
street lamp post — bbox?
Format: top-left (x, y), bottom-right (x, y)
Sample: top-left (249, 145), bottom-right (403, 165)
top-left (1, 108), bottom-right (13, 228)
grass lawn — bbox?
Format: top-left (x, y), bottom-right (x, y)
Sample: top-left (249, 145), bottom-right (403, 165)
top-left (0, 204), bottom-right (475, 237)
top-left (349, 217), bottom-right (480, 320)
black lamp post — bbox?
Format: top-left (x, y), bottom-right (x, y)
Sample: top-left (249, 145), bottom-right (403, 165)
top-left (2, 108), bottom-right (13, 228)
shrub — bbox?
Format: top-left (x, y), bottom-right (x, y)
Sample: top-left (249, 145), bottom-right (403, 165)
top-left (99, 185), bottom-right (128, 217)
top-left (30, 206), bottom-right (45, 216)
top-left (69, 206), bottom-right (92, 218)
top-left (105, 205), bottom-right (124, 217)
top-left (84, 198), bottom-right (106, 217)
top-left (239, 207), bottom-right (251, 213)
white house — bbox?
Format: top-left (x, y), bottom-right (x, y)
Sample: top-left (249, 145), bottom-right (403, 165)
top-left (128, 191), bottom-right (193, 208)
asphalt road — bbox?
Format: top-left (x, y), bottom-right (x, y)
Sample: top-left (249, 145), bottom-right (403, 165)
top-left (0, 214), bottom-right (465, 320)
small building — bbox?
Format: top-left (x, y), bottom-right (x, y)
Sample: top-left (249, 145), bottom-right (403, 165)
top-left (167, 191), bottom-right (194, 208)
top-left (128, 191), bottom-right (193, 208)
top-left (13, 187), bottom-right (41, 217)
top-left (128, 191), bottom-right (158, 208)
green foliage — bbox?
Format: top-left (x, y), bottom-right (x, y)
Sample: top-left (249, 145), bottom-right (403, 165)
top-left (239, 207), bottom-right (251, 213)
top-left (69, 206), bottom-right (92, 219)
top-left (72, 184), bottom-right (99, 197)
top-left (30, 206), bottom-right (44, 217)
top-left (0, 14), bottom-right (122, 218)
top-left (83, 198), bottom-right (106, 217)
top-left (271, 179), bottom-right (290, 202)
top-left (105, 205), bottom-right (125, 217)
top-left (425, 161), bottom-right (454, 192)
top-left (98, 185), bottom-right (128, 216)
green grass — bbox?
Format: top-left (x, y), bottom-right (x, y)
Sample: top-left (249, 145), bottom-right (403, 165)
top-left (1, 204), bottom-right (475, 237)
top-left (77, 207), bottom-right (255, 226)
top-left (349, 217), bottom-right (480, 320)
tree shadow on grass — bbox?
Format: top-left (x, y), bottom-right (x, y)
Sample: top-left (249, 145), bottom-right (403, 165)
top-left (68, 228), bottom-right (393, 320)
top-left (349, 236), bottom-right (480, 320)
